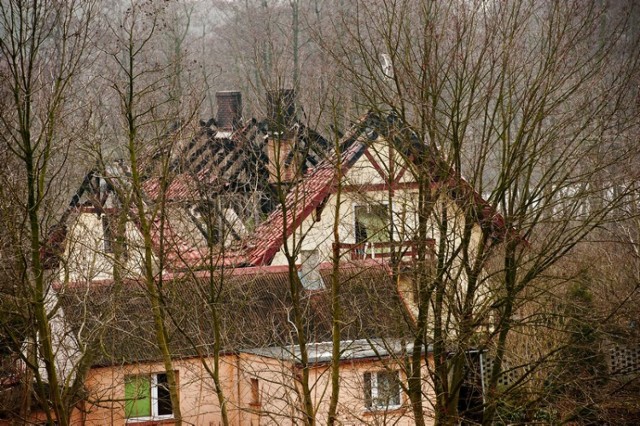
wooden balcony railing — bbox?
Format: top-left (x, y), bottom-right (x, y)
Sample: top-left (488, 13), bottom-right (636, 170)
top-left (334, 239), bottom-right (435, 261)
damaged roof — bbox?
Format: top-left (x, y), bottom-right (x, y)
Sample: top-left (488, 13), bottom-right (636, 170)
top-left (46, 98), bottom-right (510, 274)
top-left (142, 116), bottom-right (330, 203)
top-left (243, 114), bottom-right (378, 266)
top-left (203, 111), bottom-right (511, 269)
top-left (43, 92), bottom-right (333, 269)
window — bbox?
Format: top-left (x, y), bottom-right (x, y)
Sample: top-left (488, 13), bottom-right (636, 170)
top-left (458, 351), bottom-right (484, 424)
top-left (125, 373), bottom-right (174, 421)
top-left (101, 214), bottom-right (113, 253)
top-left (101, 213), bottom-right (128, 259)
top-left (250, 378), bottom-right (261, 406)
top-left (364, 370), bottom-right (401, 410)
top-left (354, 205), bottom-right (390, 244)
top-left (354, 204), bottom-right (392, 258)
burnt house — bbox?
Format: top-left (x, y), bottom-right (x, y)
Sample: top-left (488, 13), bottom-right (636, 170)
top-left (20, 101), bottom-right (526, 426)
top-left (52, 90), bottom-right (331, 282)
top-left (182, 90), bottom-right (328, 242)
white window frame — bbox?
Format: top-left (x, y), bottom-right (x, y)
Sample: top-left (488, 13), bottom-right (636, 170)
top-left (126, 372), bottom-right (174, 423)
top-left (365, 370), bottom-right (402, 411)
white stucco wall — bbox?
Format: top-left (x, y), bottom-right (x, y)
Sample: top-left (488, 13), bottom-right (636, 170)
top-left (268, 138), bottom-right (488, 333)
top-left (60, 212), bottom-right (148, 283)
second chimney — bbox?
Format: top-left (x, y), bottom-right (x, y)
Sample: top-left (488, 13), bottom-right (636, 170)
top-left (267, 89), bottom-right (296, 134)
top-left (216, 91), bottom-right (242, 131)
top-left (265, 89), bottom-right (301, 184)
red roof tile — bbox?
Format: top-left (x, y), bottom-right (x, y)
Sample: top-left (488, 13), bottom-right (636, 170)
top-left (243, 120), bottom-right (371, 266)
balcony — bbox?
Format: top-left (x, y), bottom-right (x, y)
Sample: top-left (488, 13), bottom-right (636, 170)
top-left (335, 240), bottom-right (435, 262)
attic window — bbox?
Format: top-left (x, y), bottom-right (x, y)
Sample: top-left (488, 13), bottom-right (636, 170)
top-left (312, 196), bottom-right (329, 222)
top-left (101, 213), bottom-right (128, 259)
top-left (101, 214), bottom-right (112, 253)
top-left (354, 205), bottom-right (391, 244)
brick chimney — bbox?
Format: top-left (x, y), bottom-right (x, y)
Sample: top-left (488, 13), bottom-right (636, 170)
top-left (216, 91), bottom-right (242, 131)
top-left (265, 89), bottom-right (300, 184)
top-left (266, 89), bottom-right (296, 134)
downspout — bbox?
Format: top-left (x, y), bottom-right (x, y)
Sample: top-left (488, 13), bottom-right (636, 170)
top-left (81, 397), bottom-right (87, 425)
top-left (236, 353), bottom-right (242, 426)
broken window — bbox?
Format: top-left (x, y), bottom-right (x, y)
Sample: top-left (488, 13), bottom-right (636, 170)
top-left (354, 204), bottom-right (391, 244)
top-left (125, 372), bottom-right (174, 420)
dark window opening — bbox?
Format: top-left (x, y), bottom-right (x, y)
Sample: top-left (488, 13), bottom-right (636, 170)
top-left (458, 352), bottom-right (484, 425)
top-left (354, 205), bottom-right (390, 244)
top-left (156, 373), bottom-right (173, 416)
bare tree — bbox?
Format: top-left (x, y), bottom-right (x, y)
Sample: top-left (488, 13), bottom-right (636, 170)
top-left (92, 1), bottom-right (207, 423)
top-left (0, 0), bottom-right (99, 424)
top-left (324, 0), bottom-right (640, 424)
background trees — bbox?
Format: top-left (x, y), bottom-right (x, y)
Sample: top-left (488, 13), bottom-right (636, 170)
top-left (91, 1), bottom-right (211, 422)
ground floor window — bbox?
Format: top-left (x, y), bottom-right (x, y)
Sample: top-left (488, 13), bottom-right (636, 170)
top-left (125, 372), bottom-right (174, 421)
top-left (364, 370), bottom-right (401, 410)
